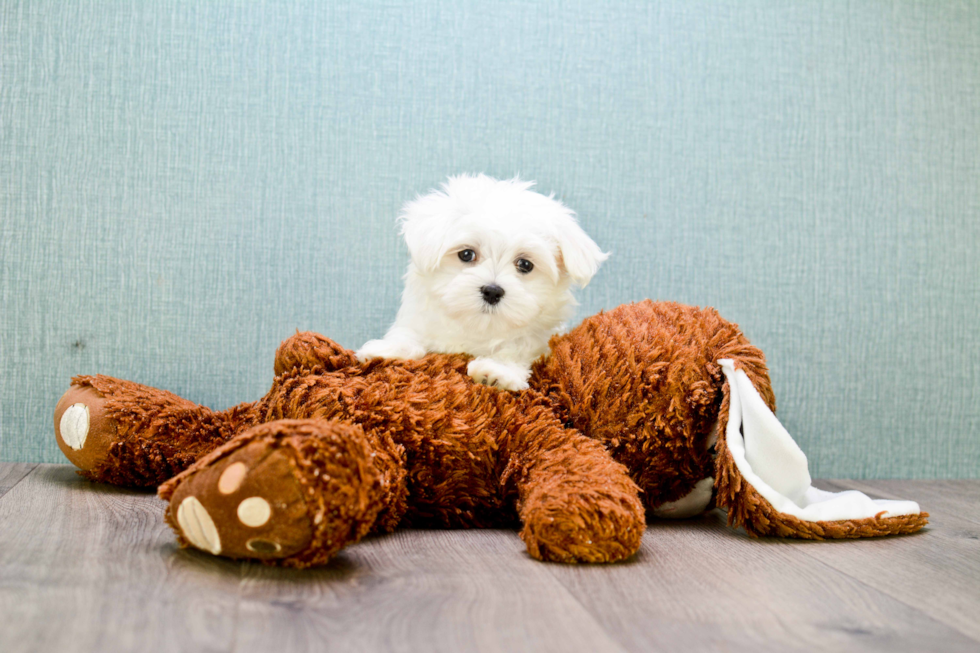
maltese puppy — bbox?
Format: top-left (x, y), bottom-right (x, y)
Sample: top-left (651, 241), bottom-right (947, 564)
top-left (356, 174), bottom-right (608, 390)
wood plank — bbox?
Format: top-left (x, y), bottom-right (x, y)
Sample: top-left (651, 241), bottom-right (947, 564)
top-left (2, 466), bottom-right (978, 653)
top-left (0, 462), bottom-right (36, 499)
top-left (0, 464), bottom-right (240, 653)
top-left (543, 511), bottom-right (979, 653)
top-left (232, 528), bottom-right (628, 653)
top-left (797, 480), bottom-right (980, 642)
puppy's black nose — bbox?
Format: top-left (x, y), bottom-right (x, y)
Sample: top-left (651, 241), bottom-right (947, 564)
top-left (481, 284), bottom-right (505, 305)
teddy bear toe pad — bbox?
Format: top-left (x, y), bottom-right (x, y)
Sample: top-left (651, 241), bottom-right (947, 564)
top-left (176, 496), bottom-right (222, 554)
top-left (167, 442), bottom-right (313, 560)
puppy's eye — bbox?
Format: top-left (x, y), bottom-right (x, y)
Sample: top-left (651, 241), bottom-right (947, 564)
top-left (515, 258), bottom-right (534, 274)
top-left (458, 249), bottom-right (477, 263)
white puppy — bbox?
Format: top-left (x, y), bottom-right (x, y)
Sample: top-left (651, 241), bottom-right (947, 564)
top-left (356, 174), bottom-right (608, 390)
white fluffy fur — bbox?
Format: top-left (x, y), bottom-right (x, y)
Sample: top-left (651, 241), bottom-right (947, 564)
top-left (356, 174), bottom-right (608, 390)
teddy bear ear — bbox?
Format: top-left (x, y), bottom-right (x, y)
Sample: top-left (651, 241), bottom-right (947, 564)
top-left (552, 214), bottom-right (609, 288)
top-left (713, 359), bottom-right (928, 539)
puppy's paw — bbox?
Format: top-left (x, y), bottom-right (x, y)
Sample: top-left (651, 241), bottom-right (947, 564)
top-left (355, 338), bottom-right (426, 363)
top-left (467, 358), bottom-right (530, 391)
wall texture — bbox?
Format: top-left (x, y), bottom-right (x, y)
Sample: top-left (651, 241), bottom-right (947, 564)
top-left (1, 0), bottom-right (978, 477)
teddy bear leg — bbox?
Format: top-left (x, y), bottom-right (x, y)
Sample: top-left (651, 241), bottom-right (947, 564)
top-left (510, 429), bottom-right (646, 563)
top-left (159, 418), bottom-right (408, 568)
top-left (273, 332), bottom-right (359, 377)
top-left (54, 375), bottom-right (248, 488)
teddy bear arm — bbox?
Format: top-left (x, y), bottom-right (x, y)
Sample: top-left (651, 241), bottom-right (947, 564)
top-left (502, 410), bottom-right (646, 563)
top-left (274, 331), bottom-right (359, 377)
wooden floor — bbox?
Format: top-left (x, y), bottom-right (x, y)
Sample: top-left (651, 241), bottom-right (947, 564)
top-left (0, 464), bottom-right (976, 653)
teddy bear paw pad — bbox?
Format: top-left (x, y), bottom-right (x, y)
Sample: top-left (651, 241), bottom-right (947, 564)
top-left (59, 404), bottom-right (90, 450)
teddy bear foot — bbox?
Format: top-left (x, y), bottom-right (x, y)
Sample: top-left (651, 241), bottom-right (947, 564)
top-left (163, 440), bottom-right (314, 561)
top-left (53, 375), bottom-right (244, 487)
top-left (54, 384), bottom-right (118, 474)
top-left (159, 419), bottom-right (394, 567)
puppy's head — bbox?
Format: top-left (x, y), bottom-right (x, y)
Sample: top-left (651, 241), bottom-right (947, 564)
top-left (399, 174), bottom-right (608, 333)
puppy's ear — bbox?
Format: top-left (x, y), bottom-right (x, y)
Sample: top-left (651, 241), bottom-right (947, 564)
top-left (398, 192), bottom-right (456, 273)
top-left (554, 217), bottom-right (609, 287)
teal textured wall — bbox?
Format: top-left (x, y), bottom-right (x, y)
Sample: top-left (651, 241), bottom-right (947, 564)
top-left (1, 1), bottom-right (978, 477)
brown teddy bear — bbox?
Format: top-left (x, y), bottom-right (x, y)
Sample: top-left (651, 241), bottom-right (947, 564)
top-left (53, 301), bottom-right (927, 568)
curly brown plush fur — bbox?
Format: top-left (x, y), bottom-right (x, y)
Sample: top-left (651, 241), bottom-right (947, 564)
top-left (53, 301), bottom-right (926, 567)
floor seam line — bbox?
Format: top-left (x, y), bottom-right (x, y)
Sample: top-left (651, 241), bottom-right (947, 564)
top-left (228, 561), bottom-right (244, 653)
top-left (538, 563), bottom-right (639, 653)
top-left (0, 462), bottom-right (39, 501)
